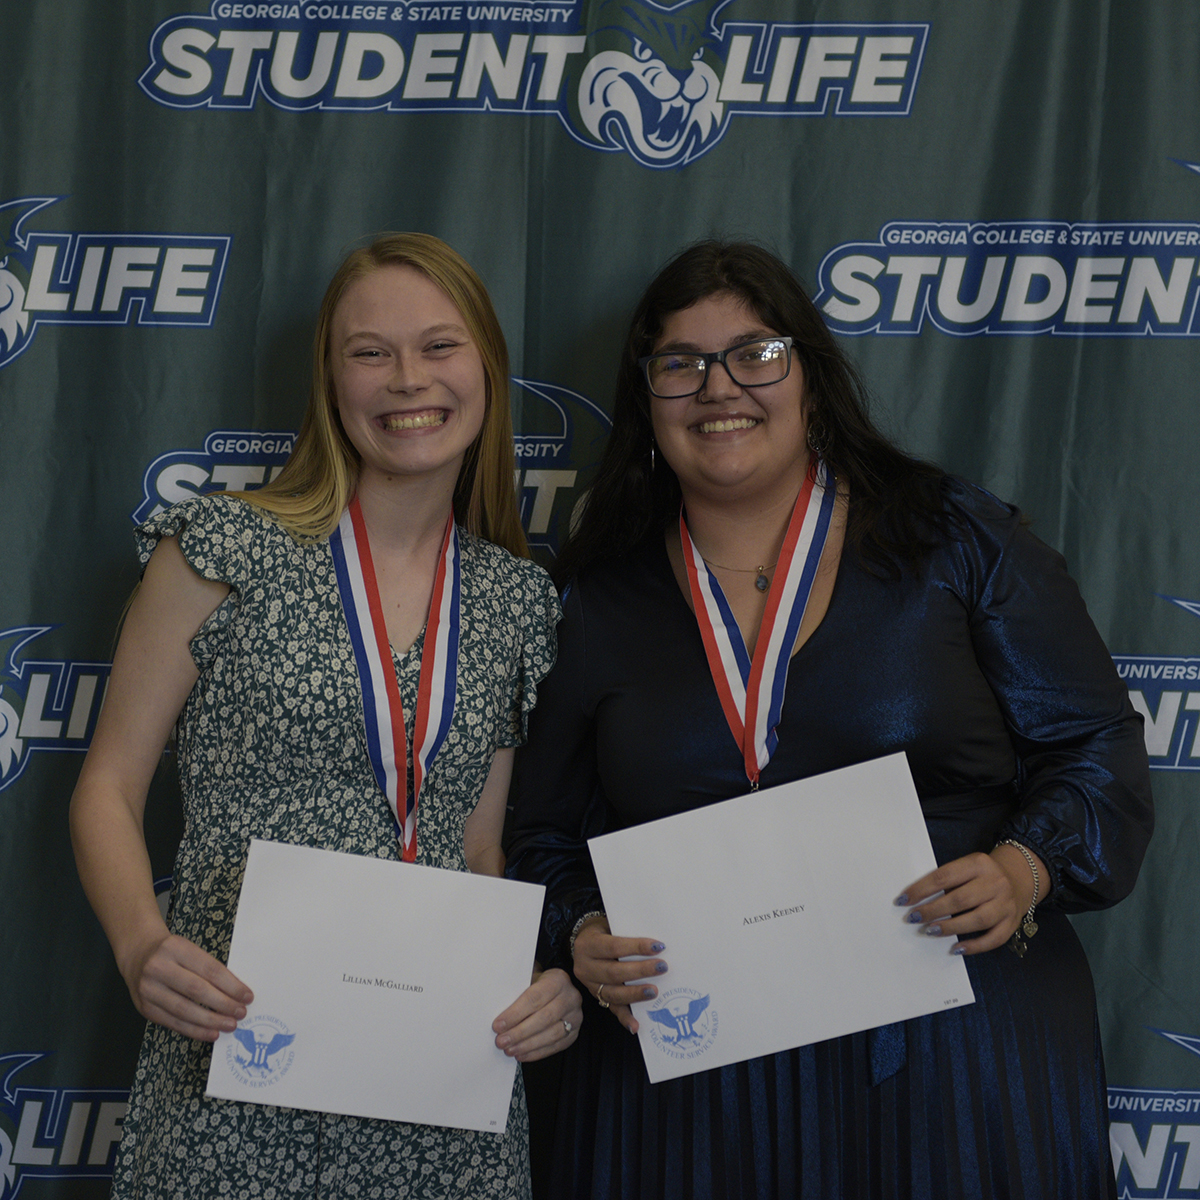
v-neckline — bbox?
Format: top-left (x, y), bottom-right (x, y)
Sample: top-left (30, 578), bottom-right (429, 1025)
top-left (659, 510), bottom-right (846, 662)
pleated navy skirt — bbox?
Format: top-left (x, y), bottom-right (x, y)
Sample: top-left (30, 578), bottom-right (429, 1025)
top-left (544, 911), bottom-right (1115, 1200)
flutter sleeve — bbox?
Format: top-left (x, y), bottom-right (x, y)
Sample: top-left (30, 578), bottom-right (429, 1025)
top-left (496, 559), bottom-right (562, 750)
top-left (944, 479), bottom-right (1153, 911)
top-left (135, 493), bottom-right (259, 671)
top-left (506, 579), bottom-right (609, 971)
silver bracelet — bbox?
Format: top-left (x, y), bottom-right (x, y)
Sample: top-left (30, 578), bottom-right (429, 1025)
top-left (568, 910), bottom-right (606, 958)
top-left (997, 839), bottom-right (1040, 957)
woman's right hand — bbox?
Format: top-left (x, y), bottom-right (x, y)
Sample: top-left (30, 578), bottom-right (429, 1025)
top-left (571, 918), bottom-right (667, 1034)
top-left (123, 929), bottom-right (253, 1042)
top-left (70, 535), bottom-right (244, 1043)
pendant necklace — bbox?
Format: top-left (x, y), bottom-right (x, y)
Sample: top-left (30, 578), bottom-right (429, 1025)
top-left (700, 556), bottom-right (779, 593)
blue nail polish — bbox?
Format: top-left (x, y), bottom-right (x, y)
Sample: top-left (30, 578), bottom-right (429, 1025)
top-left (894, 893), bottom-right (908, 906)
top-left (642, 986), bottom-right (656, 999)
top-left (952, 944), bottom-right (965, 956)
top-left (654, 961), bottom-right (668, 974)
top-left (925, 924), bottom-right (942, 936)
top-left (650, 942), bottom-right (665, 953)
top-left (907, 910), bottom-right (922, 924)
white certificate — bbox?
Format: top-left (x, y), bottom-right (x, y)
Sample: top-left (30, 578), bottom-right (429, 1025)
top-left (587, 753), bottom-right (974, 1083)
top-left (205, 839), bottom-right (545, 1133)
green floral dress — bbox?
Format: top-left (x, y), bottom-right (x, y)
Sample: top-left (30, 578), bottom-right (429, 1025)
top-left (112, 494), bottom-right (559, 1200)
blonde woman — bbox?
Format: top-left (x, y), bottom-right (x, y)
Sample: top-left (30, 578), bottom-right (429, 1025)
top-left (71, 233), bottom-right (580, 1199)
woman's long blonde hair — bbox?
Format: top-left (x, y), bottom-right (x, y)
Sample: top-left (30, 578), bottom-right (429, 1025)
top-left (237, 233), bottom-right (529, 557)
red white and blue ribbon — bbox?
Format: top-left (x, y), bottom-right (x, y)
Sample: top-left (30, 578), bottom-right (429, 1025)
top-left (681, 459), bottom-right (835, 787)
top-left (329, 495), bottom-right (460, 861)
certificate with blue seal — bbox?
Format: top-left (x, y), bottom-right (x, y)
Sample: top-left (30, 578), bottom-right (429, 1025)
top-left (205, 839), bottom-right (545, 1133)
top-left (587, 753), bottom-right (974, 1083)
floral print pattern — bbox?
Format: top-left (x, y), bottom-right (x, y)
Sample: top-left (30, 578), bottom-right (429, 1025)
top-left (112, 494), bottom-right (559, 1199)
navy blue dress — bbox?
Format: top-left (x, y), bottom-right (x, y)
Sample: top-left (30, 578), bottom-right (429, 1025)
top-left (508, 479), bottom-right (1152, 1200)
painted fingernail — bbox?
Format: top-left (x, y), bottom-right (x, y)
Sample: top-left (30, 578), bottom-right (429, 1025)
top-left (894, 893), bottom-right (909, 906)
top-left (642, 986), bottom-right (657, 999)
top-left (907, 910), bottom-right (923, 924)
top-left (654, 961), bottom-right (668, 974)
top-left (952, 944), bottom-right (966, 956)
top-left (650, 942), bottom-right (665, 953)
top-left (924, 924), bottom-right (942, 936)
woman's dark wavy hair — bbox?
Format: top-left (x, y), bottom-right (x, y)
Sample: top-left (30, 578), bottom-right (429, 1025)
top-left (553, 240), bottom-right (952, 588)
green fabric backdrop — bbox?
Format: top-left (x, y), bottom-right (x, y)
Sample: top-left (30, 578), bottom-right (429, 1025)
top-left (2, 2), bottom-right (1198, 1194)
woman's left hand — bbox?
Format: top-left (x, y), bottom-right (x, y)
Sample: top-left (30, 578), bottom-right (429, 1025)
top-left (898, 844), bottom-right (1046, 956)
top-left (492, 967), bottom-right (582, 1062)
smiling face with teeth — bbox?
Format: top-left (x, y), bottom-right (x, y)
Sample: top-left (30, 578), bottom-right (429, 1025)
top-left (330, 263), bottom-right (487, 495)
top-left (649, 290), bottom-right (809, 507)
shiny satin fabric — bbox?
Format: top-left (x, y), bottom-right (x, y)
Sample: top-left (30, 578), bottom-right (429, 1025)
top-left (509, 480), bottom-right (1152, 1200)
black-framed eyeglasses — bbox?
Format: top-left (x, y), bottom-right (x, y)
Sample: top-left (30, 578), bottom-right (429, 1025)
top-left (639, 337), bottom-right (794, 398)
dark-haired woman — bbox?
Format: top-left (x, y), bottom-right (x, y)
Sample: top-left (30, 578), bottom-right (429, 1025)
top-left (507, 241), bottom-right (1151, 1199)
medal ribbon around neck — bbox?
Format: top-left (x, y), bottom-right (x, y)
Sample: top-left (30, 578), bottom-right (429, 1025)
top-left (681, 458), bottom-right (835, 787)
top-left (329, 495), bottom-right (461, 861)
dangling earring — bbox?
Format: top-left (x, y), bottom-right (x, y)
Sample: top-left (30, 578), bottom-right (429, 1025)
top-left (650, 438), bottom-right (656, 472)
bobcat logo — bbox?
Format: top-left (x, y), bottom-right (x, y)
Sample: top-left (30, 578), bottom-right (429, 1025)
top-left (0, 196), bottom-right (48, 365)
top-left (0, 694), bottom-right (23, 783)
top-left (575, 0), bottom-right (728, 168)
top-left (0, 260), bottom-right (29, 361)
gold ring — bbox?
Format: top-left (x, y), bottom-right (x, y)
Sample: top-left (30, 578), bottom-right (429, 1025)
top-left (596, 984), bottom-right (610, 1009)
